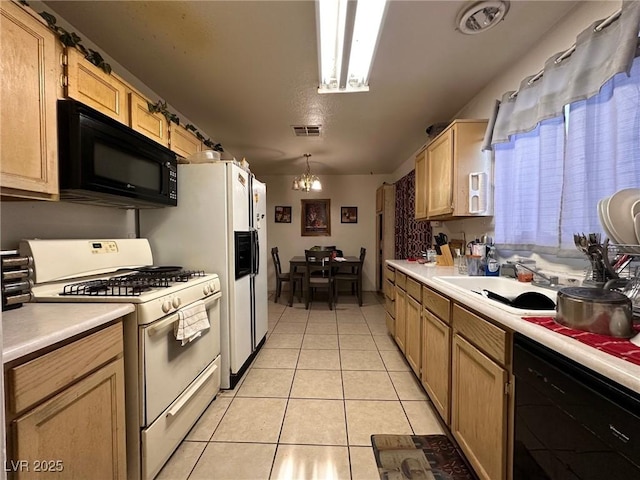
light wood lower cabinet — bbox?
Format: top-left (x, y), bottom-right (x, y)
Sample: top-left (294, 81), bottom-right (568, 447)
top-left (1, 1), bottom-right (59, 200)
top-left (394, 285), bottom-right (406, 354)
top-left (405, 295), bottom-right (421, 376)
top-left (451, 334), bottom-right (508, 480)
top-left (12, 359), bottom-right (126, 479)
top-left (385, 269), bottom-right (513, 480)
top-left (384, 266), bottom-right (395, 336)
top-left (421, 309), bottom-right (451, 424)
top-left (6, 322), bottom-right (126, 479)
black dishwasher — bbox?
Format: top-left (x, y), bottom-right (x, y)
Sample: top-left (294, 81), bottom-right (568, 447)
top-left (513, 333), bottom-right (640, 479)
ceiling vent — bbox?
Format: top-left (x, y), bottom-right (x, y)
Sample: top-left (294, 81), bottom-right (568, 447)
top-left (292, 125), bottom-right (322, 137)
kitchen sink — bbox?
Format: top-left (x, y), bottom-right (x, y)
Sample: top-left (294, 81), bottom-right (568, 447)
top-left (431, 276), bottom-right (557, 316)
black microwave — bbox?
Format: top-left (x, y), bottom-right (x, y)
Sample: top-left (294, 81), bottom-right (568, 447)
top-left (57, 99), bottom-right (177, 208)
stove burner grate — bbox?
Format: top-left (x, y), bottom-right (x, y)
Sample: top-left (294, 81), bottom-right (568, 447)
top-left (60, 270), bottom-right (206, 296)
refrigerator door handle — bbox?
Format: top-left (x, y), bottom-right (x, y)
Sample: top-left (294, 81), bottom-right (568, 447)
top-left (255, 230), bottom-right (260, 275)
top-left (249, 229), bottom-right (259, 275)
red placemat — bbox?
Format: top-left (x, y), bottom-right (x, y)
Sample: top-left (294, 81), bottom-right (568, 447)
top-left (523, 317), bottom-right (640, 366)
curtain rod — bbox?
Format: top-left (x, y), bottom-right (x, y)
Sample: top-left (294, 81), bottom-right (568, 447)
top-left (510, 8), bottom-right (623, 98)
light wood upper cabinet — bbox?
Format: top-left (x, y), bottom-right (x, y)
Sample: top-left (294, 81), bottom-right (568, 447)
top-left (6, 322), bottom-right (127, 479)
top-left (451, 334), bottom-right (508, 480)
top-left (64, 47), bottom-right (129, 124)
top-left (427, 128), bottom-right (454, 217)
top-left (414, 148), bottom-right (428, 219)
top-left (416, 119), bottom-right (491, 220)
top-left (129, 92), bottom-right (169, 147)
top-left (1, 1), bottom-right (60, 200)
top-left (169, 123), bottom-right (203, 159)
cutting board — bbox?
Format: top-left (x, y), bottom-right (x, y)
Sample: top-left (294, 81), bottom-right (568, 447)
top-left (436, 244), bottom-right (454, 266)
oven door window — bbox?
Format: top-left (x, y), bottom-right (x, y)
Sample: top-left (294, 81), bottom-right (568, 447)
top-left (235, 231), bottom-right (252, 279)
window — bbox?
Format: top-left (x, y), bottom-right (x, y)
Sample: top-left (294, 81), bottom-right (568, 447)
top-left (494, 56), bottom-right (640, 254)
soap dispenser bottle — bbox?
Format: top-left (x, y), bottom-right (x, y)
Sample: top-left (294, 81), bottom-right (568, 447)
top-left (484, 246), bottom-right (500, 276)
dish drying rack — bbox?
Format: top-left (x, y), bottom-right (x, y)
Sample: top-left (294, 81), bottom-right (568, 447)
top-left (574, 233), bottom-right (639, 283)
top-left (576, 234), bottom-right (640, 316)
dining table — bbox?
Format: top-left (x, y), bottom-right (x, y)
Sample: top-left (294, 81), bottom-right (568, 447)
top-left (288, 255), bottom-right (361, 307)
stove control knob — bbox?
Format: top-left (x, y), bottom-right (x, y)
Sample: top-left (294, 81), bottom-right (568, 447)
top-left (203, 285), bottom-right (211, 295)
top-left (162, 301), bottom-right (172, 313)
top-left (172, 297), bottom-right (182, 309)
top-left (209, 282), bottom-right (216, 292)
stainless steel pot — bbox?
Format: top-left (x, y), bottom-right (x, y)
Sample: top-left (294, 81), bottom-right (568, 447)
top-left (556, 286), bottom-right (634, 338)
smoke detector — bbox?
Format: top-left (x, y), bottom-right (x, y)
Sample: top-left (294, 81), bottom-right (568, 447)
top-left (456, 1), bottom-right (510, 35)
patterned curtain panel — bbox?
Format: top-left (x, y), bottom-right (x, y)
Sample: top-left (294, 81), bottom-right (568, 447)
top-left (394, 170), bottom-right (432, 259)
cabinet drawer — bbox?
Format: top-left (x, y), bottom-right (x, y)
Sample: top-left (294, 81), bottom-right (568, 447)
top-left (7, 322), bottom-right (123, 415)
top-left (384, 266), bottom-right (395, 282)
top-left (423, 286), bottom-right (451, 323)
top-left (396, 272), bottom-right (407, 290)
top-left (385, 296), bottom-right (395, 317)
top-left (452, 304), bottom-right (508, 365)
top-left (406, 277), bottom-right (422, 301)
top-left (385, 311), bottom-right (395, 337)
top-left (383, 278), bottom-right (395, 299)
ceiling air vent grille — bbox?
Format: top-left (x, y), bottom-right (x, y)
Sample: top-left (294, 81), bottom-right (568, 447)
top-left (292, 125), bottom-right (321, 137)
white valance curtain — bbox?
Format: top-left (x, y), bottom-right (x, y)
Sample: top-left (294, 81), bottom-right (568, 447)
top-left (483, 0), bottom-right (640, 149)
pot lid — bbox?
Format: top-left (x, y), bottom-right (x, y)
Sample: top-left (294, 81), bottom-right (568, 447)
top-left (558, 286), bottom-right (630, 303)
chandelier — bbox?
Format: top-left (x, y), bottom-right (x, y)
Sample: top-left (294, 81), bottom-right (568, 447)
top-left (292, 153), bottom-right (322, 192)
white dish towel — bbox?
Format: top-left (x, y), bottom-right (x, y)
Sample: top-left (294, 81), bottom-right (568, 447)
top-left (174, 300), bottom-right (210, 346)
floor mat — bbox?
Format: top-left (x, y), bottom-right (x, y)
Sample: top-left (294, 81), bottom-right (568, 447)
top-left (371, 434), bottom-right (475, 480)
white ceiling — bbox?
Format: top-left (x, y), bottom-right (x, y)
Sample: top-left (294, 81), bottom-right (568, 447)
top-left (44, 0), bottom-right (578, 176)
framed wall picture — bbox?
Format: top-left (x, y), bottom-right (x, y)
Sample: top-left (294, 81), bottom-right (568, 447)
top-left (301, 199), bottom-right (331, 236)
top-left (274, 205), bottom-right (292, 223)
top-left (341, 206), bottom-right (358, 223)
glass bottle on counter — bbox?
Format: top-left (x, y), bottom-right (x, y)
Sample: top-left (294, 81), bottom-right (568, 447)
top-left (455, 249), bottom-right (467, 274)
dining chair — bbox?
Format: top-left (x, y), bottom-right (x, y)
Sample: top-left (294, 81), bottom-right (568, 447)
top-left (271, 247), bottom-right (302, 303)
top-left (304, 249), bottom-right (336, 310)
top-left (334, 247), bottom-right (366, 306)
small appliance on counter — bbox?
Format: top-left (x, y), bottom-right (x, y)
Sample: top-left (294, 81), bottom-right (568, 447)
top-left (1, 250), bottom-right (33, 311)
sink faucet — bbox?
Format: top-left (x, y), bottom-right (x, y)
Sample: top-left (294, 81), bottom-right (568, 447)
top-left (512, 262), bottom-right (560, 289)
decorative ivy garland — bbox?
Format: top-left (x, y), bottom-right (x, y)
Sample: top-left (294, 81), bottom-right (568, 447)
top-left (19, 0), bottom-right (224, 153)
top-left (147, 101), bottom-right (223, 152)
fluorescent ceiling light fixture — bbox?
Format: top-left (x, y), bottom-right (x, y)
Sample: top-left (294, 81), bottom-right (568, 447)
top-left (317, 0), bottom-right (387, 94)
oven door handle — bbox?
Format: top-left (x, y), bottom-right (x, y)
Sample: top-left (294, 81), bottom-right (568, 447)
top-left (148, 291), bottom-right (221, 335)
top-left (166, 361), bottom-right (218, 418)
top-left (203, 290), bottom-right (222, 308)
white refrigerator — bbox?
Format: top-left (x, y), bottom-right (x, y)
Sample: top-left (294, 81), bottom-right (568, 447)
top-left (140, 162), bottom-right (268, 388)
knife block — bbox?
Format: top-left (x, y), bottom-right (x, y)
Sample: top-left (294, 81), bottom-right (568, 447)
top-left (436, 245), bottom-right (455, 266)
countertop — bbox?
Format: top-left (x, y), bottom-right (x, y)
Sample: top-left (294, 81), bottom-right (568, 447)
top-left (2, 303), bottom-right (135, 363)
top-left (387, 259), bottom-right (640, 395)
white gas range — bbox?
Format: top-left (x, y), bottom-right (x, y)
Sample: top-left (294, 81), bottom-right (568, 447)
top-left (20, 239), bottom-right (222, 480)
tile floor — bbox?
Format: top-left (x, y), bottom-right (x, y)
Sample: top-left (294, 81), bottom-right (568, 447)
top-left (157, 292), bottom-right (445, 480)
